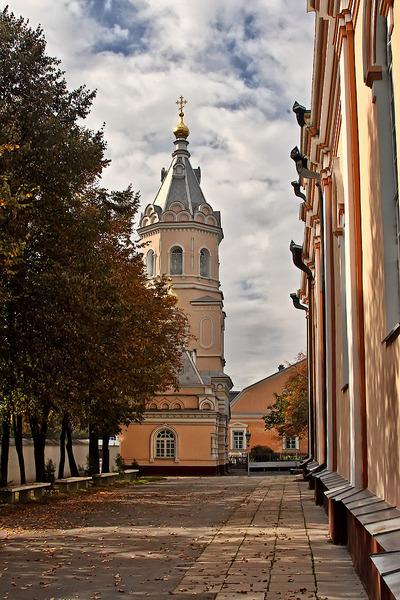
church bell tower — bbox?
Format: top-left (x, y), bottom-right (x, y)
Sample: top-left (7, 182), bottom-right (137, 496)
top-left (120, 98), bottom-right (232, 475)
top-left (138, 97), bottom-right (226, 374)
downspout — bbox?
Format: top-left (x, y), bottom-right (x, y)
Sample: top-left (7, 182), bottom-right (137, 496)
top-left (290, 243), bottom-right (315, 461)
top-left (289, 176), bottom-right (328, 469)
top-left (316, 183), bottom-right (328, 467)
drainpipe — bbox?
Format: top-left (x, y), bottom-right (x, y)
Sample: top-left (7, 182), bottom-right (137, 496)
top-left (316, 183), bottom-right (328, 467)
top-left (290, 145), bottom-right (329, 469)
top-left (290, 243), bottom-right (315, 461)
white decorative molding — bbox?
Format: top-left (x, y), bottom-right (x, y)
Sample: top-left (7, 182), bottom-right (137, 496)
top-left (199, 397), bottom-right (215, 410)
top-left (149, 424), bottom-right (180, 463)
top-left (143, 412), bottom-right (218, 425)
top-left (168, 243), bottom-right (185, 276)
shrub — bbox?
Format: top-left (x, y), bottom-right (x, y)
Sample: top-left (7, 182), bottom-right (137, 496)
top-left (44, 459), bottom-right (56, 486)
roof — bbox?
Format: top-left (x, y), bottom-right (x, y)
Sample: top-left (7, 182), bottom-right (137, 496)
top-left (230, 359), bottom-right (307, 410)
top-left (191, 295), bottom-right (222, 304)
top-left (153, 139), bottom-right (208, 216)
top-left (177, 350), bottom-right (205, 386)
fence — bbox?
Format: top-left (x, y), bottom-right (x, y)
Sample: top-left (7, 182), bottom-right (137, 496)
top-left (250, 452), bottom-right (307, 462)
top-left (229, 452), bottom-right (307, 472)
top-left (249, 452), bottom-right (306, 471)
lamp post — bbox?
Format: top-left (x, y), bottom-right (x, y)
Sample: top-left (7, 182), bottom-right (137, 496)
top-left (245, 432), bottom-right (252, 476)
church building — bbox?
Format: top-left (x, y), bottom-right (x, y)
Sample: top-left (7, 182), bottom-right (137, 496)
top-left (119, 99), bottom-right (233, 475)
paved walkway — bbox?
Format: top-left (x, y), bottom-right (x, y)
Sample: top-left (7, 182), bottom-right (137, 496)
top-left (0, 475), bottom-right (369, 599)
top-left (175, 476), bottom-right (369, 599)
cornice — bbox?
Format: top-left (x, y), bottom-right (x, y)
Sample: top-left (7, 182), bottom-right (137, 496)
top-left (172, 282), bottom-right (221, 292)
top-left (334, 8), bottom-right (353, 55)
top-left (143, 411), bottom-right (218, 424)
top-left (230, 413), bottom-right (268, 419)
top-left (138, 221), bottom-right (222, 240)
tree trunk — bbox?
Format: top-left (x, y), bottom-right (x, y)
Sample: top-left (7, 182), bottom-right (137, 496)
top-left (58, 413), bottom-right (67, 479)
top-left (88, 426), bottom-right (99, 475)
top-left (101, 432), bottom-right (110, 473)
top-left (30, 415), bottom-right (48, 482)
top-left (0, 417), bottom-right (11, 487)
top-left (14, 414), bottom-right (26, 485)
top-left (66, 422), bottom-right (79, 477)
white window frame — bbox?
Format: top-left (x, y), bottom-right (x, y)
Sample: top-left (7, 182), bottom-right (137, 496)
top-left (199, 247), bottom-right (211, 278)
top-left (155, 429), bottom-right (175, 458)
top-left (150, 425), bottom-right (179, 463)
top-left (283, 436), bottom-right (299, 451)
top-left (232, 430), bottom-right (246, 451)
top-left (168, 244), bottom-right (185, 275)
top-left (145, 249), bottom-right (155, 277)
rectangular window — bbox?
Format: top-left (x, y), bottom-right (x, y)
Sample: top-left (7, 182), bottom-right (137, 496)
top-left (211, 433), bottom-right (218, 459)
top-left (233, 431), bottom-right (245, 450)
top-left (284, 436), bottom-right (298, 450)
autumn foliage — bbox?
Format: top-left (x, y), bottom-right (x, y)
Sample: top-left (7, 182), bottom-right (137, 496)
top-left (263, 354), bottom-right (308, 439)
top-left (0, 8), bottom-right (188, 484)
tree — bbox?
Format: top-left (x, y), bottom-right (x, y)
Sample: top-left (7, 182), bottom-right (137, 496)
top-left (263, 354), bottom-right (308, 439)
top-left (0, 8), bottom-right (188, 483)
top-left (0, 7), bottom-right (108, 482)
top-left (0, 144), bottom-right (28, 274)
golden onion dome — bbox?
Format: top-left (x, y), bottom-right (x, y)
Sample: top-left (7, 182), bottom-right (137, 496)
top-left (173, 115), bottom-right (189, 139)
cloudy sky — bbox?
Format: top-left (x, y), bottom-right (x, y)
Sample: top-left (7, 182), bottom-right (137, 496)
top-left (9, 0), bottom-right (315, 390)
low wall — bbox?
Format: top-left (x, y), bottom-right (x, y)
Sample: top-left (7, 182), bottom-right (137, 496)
top-left (5, 439), bottom-right (120, 485)
top-left (249, 460), bottom-right (300, 470)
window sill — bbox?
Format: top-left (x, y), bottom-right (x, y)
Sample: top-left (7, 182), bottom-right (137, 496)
top-left (382, 322), bottom-right (400, 346)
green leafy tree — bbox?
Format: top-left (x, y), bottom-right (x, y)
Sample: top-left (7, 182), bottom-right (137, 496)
top-left (263, 354), bottom-right (308, 439)
top-left (0, 8), bottom-right (188, 483)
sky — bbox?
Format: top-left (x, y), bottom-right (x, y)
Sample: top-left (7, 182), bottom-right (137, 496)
top-left (8, 0), bottom-right (315, 390)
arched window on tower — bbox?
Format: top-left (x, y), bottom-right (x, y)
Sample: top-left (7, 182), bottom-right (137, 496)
top-left (170, 246), bottom-right (183, 275)
top-left (145, 249), bottom-right (155, 277)
top-left (155, 429), bottom-right (175, 458)
top-left (199, 248), bottom-right (211, 278)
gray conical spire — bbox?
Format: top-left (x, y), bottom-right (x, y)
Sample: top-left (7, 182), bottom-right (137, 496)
top-left (152, 99), bottom-right (207, 215)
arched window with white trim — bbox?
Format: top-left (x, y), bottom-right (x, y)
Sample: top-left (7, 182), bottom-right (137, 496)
top-left (170, 246), bottom-right (183, 275)
top-left (155, 429), bottom-right (175, 458)
top-left (199, 248), bottom-right (211, 278)
top-left (145, 249), bottom-right (155, 277)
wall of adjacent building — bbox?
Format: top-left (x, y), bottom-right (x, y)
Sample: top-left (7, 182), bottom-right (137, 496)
top-left (298, 2), bottom-right (400, 597)
top-left (229, 362), bottom-right (308, 455)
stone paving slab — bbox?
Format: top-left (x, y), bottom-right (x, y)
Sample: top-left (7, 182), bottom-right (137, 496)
top-left (0, 474), bottom-right (371, 599)
top-left (173, 476), bottom-right (369, 600)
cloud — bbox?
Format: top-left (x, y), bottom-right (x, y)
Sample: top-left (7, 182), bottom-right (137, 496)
top-left (10, 0), bottom-right (314, 388)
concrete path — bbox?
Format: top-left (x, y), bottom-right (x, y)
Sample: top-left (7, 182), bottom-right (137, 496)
top-left (0, 475), bottom-right (369, 599)
top-left (175, 476), bottom-right (369, 599)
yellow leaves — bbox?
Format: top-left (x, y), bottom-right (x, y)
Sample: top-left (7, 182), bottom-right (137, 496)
top-left (0, 143), bottom-right (19, 158)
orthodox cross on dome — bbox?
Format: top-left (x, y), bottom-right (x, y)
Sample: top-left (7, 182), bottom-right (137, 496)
top-left (173, 96), bottom-right (189, 139)
top-left (176, 95), bottom-right (187, 117)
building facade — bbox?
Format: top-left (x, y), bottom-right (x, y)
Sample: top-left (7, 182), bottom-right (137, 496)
top-left (120, 101), bottom-right (232, 475)
top-left (291, 2), bottom-right (400, 599)
top-left (229, 363), bottom-right (308, 459)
